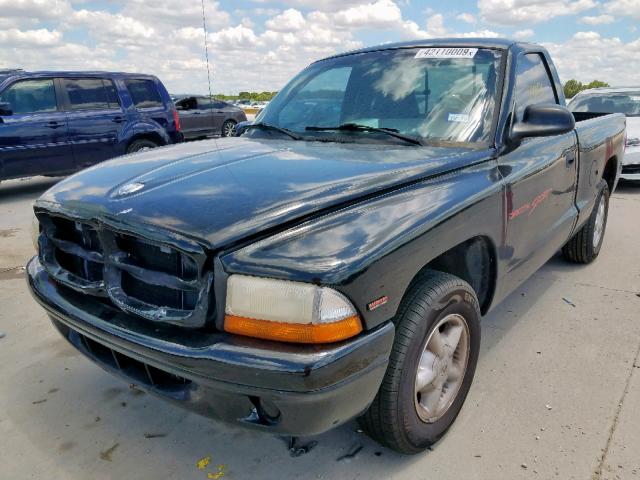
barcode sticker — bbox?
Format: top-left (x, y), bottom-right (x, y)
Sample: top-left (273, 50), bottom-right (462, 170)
top-left (415, 48), bottom-right (478, 59)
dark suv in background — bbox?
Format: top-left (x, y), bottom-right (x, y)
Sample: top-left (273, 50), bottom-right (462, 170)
top-left (0, 71), bottom-right (182, 183)
top-left (174, 95), bottom-right (247, 139)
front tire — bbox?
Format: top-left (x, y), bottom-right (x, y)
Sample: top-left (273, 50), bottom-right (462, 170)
top-left (126, 139), bottom-right (158, 154)
top-left (221, 120), bottom-right (237, 137)
top-left (562, 180), bottom-right (610, 264)
top-left (359, 271), bottom-right (481, 454)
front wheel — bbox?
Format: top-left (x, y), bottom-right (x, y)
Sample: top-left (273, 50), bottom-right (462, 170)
top-left (562, 180), bottom-right (610, 264)
top-left (221, 120), bottom-right (237, 137)
top-left (359, 270), bottom-right (481, 454)
top-left (126, 139), bottom-right (158, 154)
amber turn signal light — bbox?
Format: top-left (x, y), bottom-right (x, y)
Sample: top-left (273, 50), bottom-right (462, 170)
top-left (224, 314), bottom-right (363, 344)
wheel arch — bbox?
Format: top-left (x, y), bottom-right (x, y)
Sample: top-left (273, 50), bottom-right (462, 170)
top-left (403, 235), bottom-right (498, 316)
top-left (126, 131), bottom-right (166, 150)
top-left (602, 155), bottom-right (618, 193)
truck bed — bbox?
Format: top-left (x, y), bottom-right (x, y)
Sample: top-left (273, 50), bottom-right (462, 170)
top-left (573, 111), bottom-right (617, 122)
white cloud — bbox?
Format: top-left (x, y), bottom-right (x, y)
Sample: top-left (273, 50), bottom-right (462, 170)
top-left (209, 25), bottom-right (261, 50)
top-left (332, 0), bottom-right (403, 28)
top-left (0, 28), bottom-right (62, 47)
top-left (68, 10), bottom-right (156, 46)
top-left (579, 14), bottom-right (615, 24)
top-left (544, 31), bottom-right (640, 85)
top-left (456, 13), bottom-right (477, 24)
top-left (513, 29), bottom-right (535, 39)
top-left (424, 14), bottom-right (501, 39)
top-left (479, 0), bottom-right (597, 25)
top-left (121, 0), bottom-right (229, 29)
top-left (255, 0), bottom-right (373, 11)
top-left (265, 9), bottom-right (306, 32)
top-left (426, 14), bottom-right (448, 36)
top-left (604, 0), bottom-right (640, 18)
top-left (0, 0), bottom-right (72, 22)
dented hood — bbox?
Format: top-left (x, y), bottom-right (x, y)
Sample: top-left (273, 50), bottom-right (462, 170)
top-left (37, 137), bottom-right (487, 249)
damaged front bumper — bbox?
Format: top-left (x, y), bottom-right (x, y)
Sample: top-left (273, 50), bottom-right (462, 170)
top-left (27, 256), bottom-right (393, 436)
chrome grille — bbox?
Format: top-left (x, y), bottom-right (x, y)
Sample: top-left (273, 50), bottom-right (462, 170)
top-left (37, 212), bottom-right (212, 328)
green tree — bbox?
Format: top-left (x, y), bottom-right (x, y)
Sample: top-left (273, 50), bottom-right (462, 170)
top-left (564, 79), bottom-right (583, 99)
top-left (585, 80), bottom-right (609, 89)
top-left (563, 79), bottom-right (610, 99)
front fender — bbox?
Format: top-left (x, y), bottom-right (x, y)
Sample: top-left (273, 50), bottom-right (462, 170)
top-left (120, 120), bottom-right (171, 145)
top-left (222, 159), bottom-right (504, 329)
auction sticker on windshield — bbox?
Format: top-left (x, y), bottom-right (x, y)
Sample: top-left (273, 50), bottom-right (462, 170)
top-left (415, 48), bottom-right (478, 59)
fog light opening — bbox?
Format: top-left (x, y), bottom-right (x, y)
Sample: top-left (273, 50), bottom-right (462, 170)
top-left (246, 396), bottom-right (281, 426)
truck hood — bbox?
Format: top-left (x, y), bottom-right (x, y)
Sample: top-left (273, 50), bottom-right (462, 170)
top-left (37, 137), bottom-right (488, 250)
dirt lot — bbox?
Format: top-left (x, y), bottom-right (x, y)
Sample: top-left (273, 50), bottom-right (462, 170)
top-left (1, 176), bottom-right (639, 480)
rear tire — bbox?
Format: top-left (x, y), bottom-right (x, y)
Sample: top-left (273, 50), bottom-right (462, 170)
top-left (126, 139), bottom-right (158, 154)
top-left (562, 180), bottom-right (609, 264)
top-left (221, 120), bottom-right (237, 137)
top-left (359, 270), bottom-right (481, 454)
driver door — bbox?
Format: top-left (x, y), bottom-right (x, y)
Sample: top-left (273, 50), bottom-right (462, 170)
top-left (500, 53), bottom-right (579, 287)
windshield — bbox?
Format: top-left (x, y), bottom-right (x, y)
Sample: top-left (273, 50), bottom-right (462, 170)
top-left (252, 47), bottom-right (502, 146)
top-left (570, 93), bottom-right (640, 117)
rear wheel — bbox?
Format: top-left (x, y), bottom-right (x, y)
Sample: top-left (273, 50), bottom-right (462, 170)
top-left (359, 271), bottom-right (481, 454)
top-left (562, 180), bottom-right (609, 263)
top-left (126, 139), bottom-right (158, 154)
top-left (221, 120), bottom-right (237, 137)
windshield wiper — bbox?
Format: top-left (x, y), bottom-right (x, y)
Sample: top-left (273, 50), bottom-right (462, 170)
top-left (245, 122), bottom-right (302, 140)
top-left (305, 123), bottom-right (423, 146)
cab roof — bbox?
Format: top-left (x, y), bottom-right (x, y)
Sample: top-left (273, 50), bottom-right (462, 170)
top-left (0, 70), bottom-right (159, 87)
top-left (321, 37), bottom-right (534, 62)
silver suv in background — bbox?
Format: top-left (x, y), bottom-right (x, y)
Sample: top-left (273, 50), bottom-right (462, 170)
top-left (569, 87), bottom-right (640, 181)
top-left (174, 95), bottom-right (247, 139)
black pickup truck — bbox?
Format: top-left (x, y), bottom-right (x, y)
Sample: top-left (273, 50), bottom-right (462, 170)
top-left (27, 39), bottom-right (625, 454)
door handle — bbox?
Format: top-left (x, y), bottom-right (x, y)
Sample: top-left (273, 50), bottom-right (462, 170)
top-left (47, 121), bottom-right (62, 129)
top-left (112, 116), bottom-right (125, 123)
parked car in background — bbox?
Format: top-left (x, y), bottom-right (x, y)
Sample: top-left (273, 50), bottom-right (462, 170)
top-left (0, 71), bottom-right (181, 183)
top-left (174, 95), bottom-right (247, 139)
top-left (569, 87), bottom-right (639, 181)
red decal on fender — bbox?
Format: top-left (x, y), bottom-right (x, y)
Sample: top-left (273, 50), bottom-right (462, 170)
top-left (367, 296), bottom-right (388, 311)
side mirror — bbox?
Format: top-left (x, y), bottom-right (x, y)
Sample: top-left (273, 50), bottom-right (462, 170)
top-left (234, 120), bottom-right (252, 137)
top-left (510, 104), bottom-right (575, 142)
top-left (0, 102), bottom-right (13, 116)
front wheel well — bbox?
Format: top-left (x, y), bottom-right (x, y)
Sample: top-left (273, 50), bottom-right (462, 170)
top-left (602, 156), bottom-right (617, 192)
top-left (405, 236), bottom-right (497, 315)
top-left (127, 132), bottom-right (165, 150)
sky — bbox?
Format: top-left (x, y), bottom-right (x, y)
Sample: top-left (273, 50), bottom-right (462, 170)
top-left (0, 0), bottom-right (639, 95)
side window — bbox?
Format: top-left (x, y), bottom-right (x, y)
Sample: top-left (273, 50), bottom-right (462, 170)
top-left (513, 53), bottom-right (558, 121)
top-left (197, 98), bottom-right (213, 110)
top-left (0, 79), bottom-right (57, 115)
top-left (125, 79), bottom-right (163, 109)
top-left (104, 80), bottom-right (120, 108)
top-left (64, 78), bottom-right (119, 110)
top-left (213, 101), bottom-right (227, 109)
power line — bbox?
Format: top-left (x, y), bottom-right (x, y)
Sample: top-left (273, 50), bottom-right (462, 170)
top-left (200, 0), bottom-right (215, 131)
